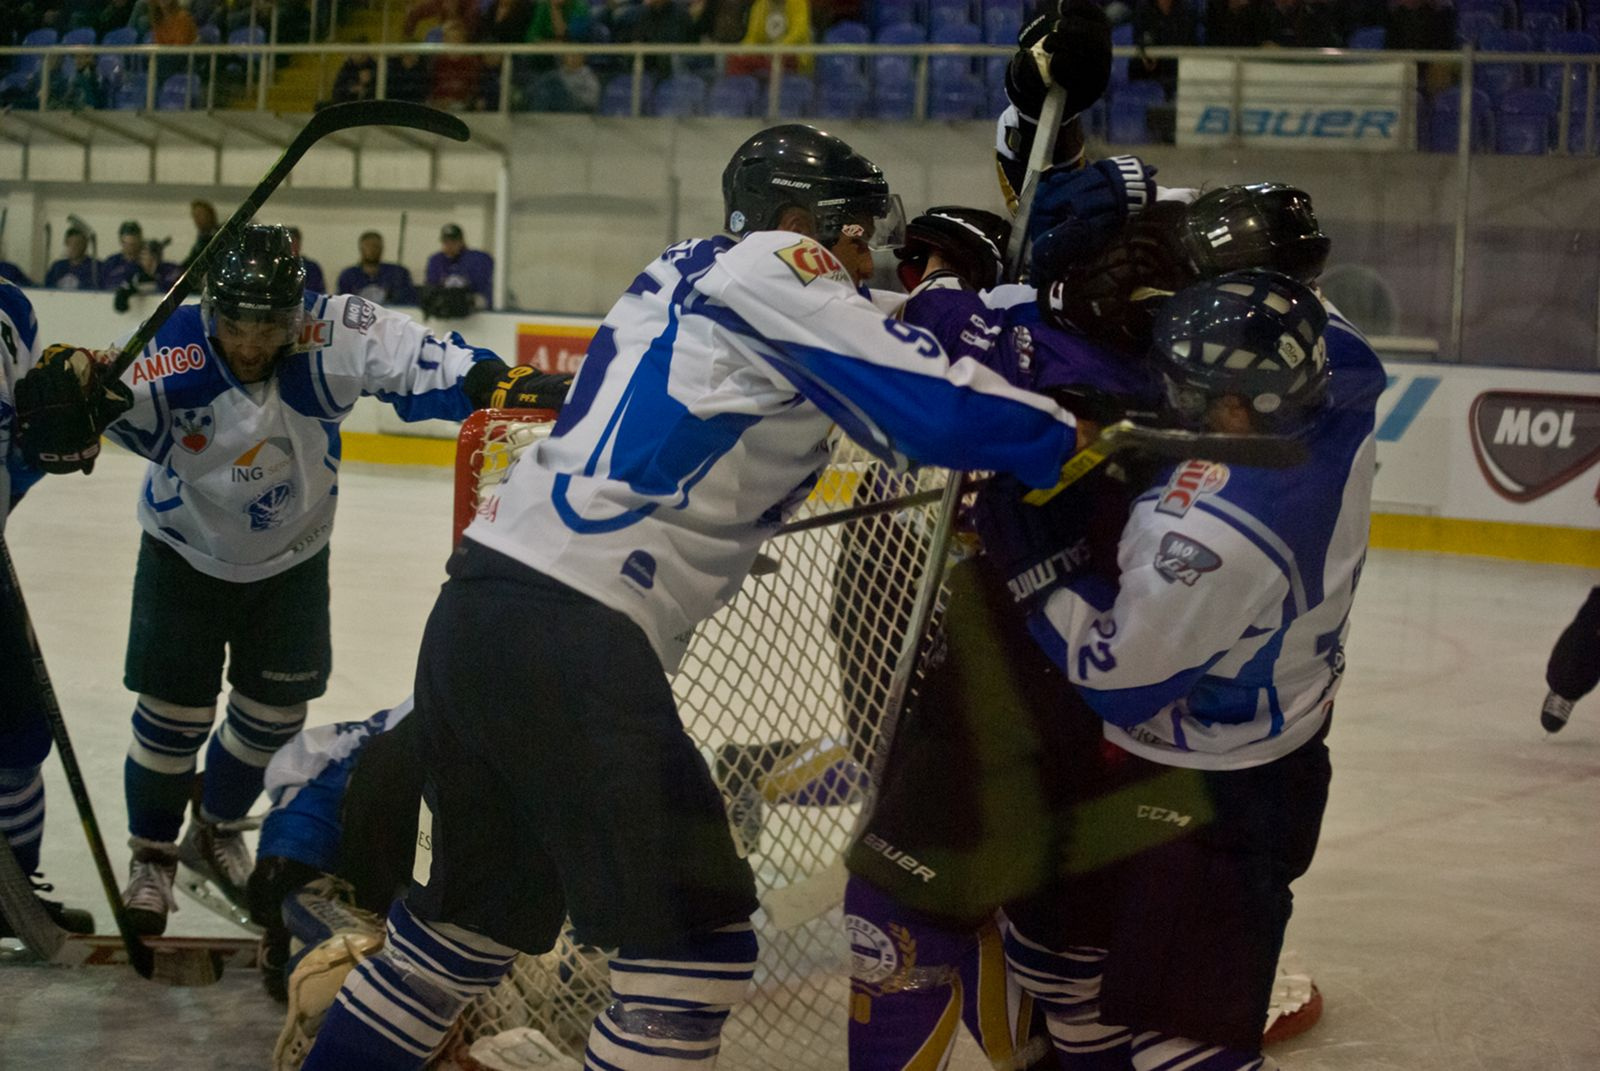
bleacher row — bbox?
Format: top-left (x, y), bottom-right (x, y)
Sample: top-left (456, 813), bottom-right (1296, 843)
top-left (0, 24), bottom-right (268, 110)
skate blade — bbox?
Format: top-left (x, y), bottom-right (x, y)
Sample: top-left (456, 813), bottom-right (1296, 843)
top-left (176, 865), bottom-right (263, 934)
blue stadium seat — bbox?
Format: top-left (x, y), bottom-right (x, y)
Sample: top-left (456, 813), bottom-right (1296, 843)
top-left (424, 26), bottom-right (445, 43)
top-left (113, 74), bottom-right (147, 109)
top-left (929, 22), bottom-right (981, 86)
top-left (820, 20), bottom-right (870, 86)
top-left (984, 6), bottom-right (1021, 44)
top-left (874, 0), bottom-right (920, 31)
top-left (779, 73), bottom-right (814, 117)
top-left (653, 74), bottom-right (707, 116)
top-left (16, 29), bottom-right (57, 79)
top-left (708, 74), bottom-right (761, 117)
top-left (1106, 81), bottom-right (1165, 144)
top-left (873, 80), bottom-right (917, 119)
top-left (929, 76), bottom-right (984, 119)
top-left (930, 0), bottom-right (975, 34)
top-left (815, 78), bottom-right (869, 118)
top-left (1476, 28), bottom-right (1533, 102)
top-left (599, 73), bottom-right (648, 116)
top-left (61, 27), bottom-right (97, 47)
top-left (1348, 25), bottom-right (1386, 50)
top-left (1539, 32), bottom-right (1598, 101)
top-left (1427, 86), bottom-right (1494, 152)
top-left (158, 73), bottom-right (203, 110)
top-left (198, 23), bottom-right (222, 45)
top-left (1523, 10), bottom-right (1568, 46)
top-left (1112, 22), bottom-right (1134, 47)
top-left (988, 76), bottom-right (1009, 117)
top-left (1457, 5), bottom-right (1505, 44)
top-left (1496, 86), bottom-right (1557, 152)
top-left (874, 22), bottom-right (926, 98)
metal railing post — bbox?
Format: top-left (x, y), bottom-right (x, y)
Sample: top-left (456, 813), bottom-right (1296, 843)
top-left (258, 4), bottom-right (278, 111)
top-left (146, 50), bottom-right (157, 110)
top-left (913, 52), bottom-right (928, 121)
top-left (36, 52), bottom-right (48, 110)
top-left (208, 49), bottom-right (218, 110)
top-left (766, 52), bottom-right (782, 119)
top-left (1449, 50), bottom-right (1475, 363)
top-left (1558, 59), bottom-right (1571, 154)
top-left (500, 53), bottom-right (512, 115)
top-left (1230, 55), bottom-right (1244, 147)
top-left (630, 51), bottom-right (645, 117)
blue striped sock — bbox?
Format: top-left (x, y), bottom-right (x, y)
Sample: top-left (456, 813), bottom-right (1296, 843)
top-left (0, 766), bottom-right (45, 874)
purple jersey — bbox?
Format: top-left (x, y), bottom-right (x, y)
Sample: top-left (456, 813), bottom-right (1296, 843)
top-left (100, 252), bottom-right (141, 291)
top-left (425, 248), bottom-right (495, 309)
top-left (336, 262), bottom-right (417, 306)
top-left (0, 262), bottom-right (32, 288)
top-left (302, 257), bottom-right (326, 295)
top-left (44, 257), bottom-right (100, 291)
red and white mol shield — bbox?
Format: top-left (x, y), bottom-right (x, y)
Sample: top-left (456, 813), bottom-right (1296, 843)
top-left (515, 322), bottom-right (597, 374)
top-left (1468, 391), bottom-right (1600, 503)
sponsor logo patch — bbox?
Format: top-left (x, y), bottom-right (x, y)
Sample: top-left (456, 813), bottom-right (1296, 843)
top-left (1153, 531), bottom-right (1222, 586)
top-left (844, 915), bottom-right (899, 985)
top-left (861, 832), bottom-right (936, 883)
top-left (1467, 390), bottom-right (1600, 503)
top-left (231, 437), bottom-right (295, 484)
top-left (1155, 459), bottom-right (1229, 517)
top-left (774, 239), bottom-right (851, 287)
top-left (341, 295), bottom-right (377, 333)
top-left (131, 342), bottom-right (207, 386)
top-left (294, 319), bottom-right (333, 353)
top-left (621, 548), bottom-right (656, 589)
top-left (245, 481), bottom-right (296, 531)
top-left (172, 406), bottom-right (214, 454)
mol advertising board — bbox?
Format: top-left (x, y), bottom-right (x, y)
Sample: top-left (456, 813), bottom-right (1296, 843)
top-left (1176, 58), bottom-right (1415, 151)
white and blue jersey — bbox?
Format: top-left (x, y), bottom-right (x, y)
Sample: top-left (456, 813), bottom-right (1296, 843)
top-left (0, 281), bottom-right (45, 532)
top-left (259, 696), bottom-right (413, 871)
top-left (1029, 311), bottom-right (1386, 769)
top-left (106, 293), bottom-right (499, 582)
top-left (466, 231), bottom-right (1081, 670)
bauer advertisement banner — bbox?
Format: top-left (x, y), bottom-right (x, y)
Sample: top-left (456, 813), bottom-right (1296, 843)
top-left (1374, 362), bottom-right (1599, 529)
top-left (1175, 58), bottom-right (1415, 151)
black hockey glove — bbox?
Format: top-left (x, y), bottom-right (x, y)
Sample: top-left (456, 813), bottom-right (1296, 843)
top-left (463, 358), bottom-right (573, 411)
top-left (968, 472), bottom-right (1096, 618)
top-left (1030, 156), bottom-right (1159, 283)
top-left (14, 344), bottom-right (133, 475)
top-left (1004, 0), bottom-right (1113, 122)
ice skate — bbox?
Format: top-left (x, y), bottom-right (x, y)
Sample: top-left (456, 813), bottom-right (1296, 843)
top-left (122, 838), bottom-right (178, 937)
top-left (177, 816), bottom-right (260, 932)
top-left (1541, 691), bottom-right (1575, 734)
top-left (0, 871), bottom-right (94, 939)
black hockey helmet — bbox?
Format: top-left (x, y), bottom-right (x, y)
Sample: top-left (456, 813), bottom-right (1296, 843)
top-left (201, 224), bottom-right (306, 376)
top-left (1177, 183), bottom-right (1330, 285)
top-left (722, 124), bottom-right (906, 250)
top-left (1152, 268), bottom-right (1330, 431)
top-left (894, 206), bottom-right (1012, 291)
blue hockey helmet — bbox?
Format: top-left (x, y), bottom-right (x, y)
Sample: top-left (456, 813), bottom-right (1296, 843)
top-left (1152, 269), bottom-right (1330, 431)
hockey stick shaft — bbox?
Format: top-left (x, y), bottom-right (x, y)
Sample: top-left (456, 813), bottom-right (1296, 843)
top-left (1003, 84), bottom-right (1067, 282)
top-left (0, 532), bottom-right (154, 977)
top-left (108, 101), bottom-right (469, 381)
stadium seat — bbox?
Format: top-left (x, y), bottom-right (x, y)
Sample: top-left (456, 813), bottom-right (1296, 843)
top-left (778, 73), bottom-right (814, 117)
top-left (930, 0), bottom-right (975, 34)
top-left (157, 73), bottom-right (203, 110)
top-left (1523, 10), bottom-right (1569, 46)
top-left (874, 0), bottom-right (919, 31)
top-left (874, 22), bottom-right (926, 99)
top-left (1457, 2), bottom-right (1506, 45)
top-left (61, 27), bottom-right (97, 47)
top-left (1496, 86), bottom-right (1558, 152)
top-left (1476, 28), bottom-right (1533, 102)
top-left (599, 73), bottom-right (648, 116)
top-left (1348, 25), bottom-right (1386, 50)
top-left (819, 21), bottom-right (870, 86)
top-left (708, 74), bottom-right (761, 117)
top-left (929, 76), bottom-right (984, 119)
top-left (929, 22), bottom-right (981, 84)
top-left (653, 73), bottom-right (706, 117)
top-left (96, 53), bottom-right (125, 93)
top-left (1106, 81), bottom-right (1165, 144)
top-left (16, 29), bottom-right (57, 80)
top-left (1538, 32), bottom-right (1598, 103)
top-left (988, 76), bottom-right (1009, 118)
top-left (113, 74), bottom-right (147, 110)
top-left (424, 26), bottom-right (445, 43)
top-left (198, 23), bottom-right (222, 45)
top-left (815, 78), bottom-right (869, 118)
top-left (984, 6), bottom-right (1021, 44)
top-left (872, 79), bottom-right (917, 119)
top-left (1426, 86), bottom-right (1494, 152)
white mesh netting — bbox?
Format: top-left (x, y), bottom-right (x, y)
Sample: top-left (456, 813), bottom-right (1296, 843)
top-left (448, 409), bottom-right (958, 1069)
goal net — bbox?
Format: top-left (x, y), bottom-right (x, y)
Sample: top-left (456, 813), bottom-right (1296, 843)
top-left (448, 408), bottom-right (960, 1068)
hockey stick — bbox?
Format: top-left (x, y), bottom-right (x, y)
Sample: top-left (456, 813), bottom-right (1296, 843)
top-left (761, 89), bottom-right (1072, 932)
top-left (0, 819), bottom-right (67, 960)
top-left (106, 101), bottom-right (470, 382)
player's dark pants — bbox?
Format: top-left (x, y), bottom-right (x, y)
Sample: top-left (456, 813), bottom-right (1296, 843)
top-left (1547, 586), bottom-right (1600, 703)
top-left (406, 539), bottom-right (758, 953)
top-left (0, 569), bottom-right (54, 874)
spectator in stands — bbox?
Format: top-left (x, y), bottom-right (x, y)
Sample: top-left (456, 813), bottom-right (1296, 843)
top-left (386, 50), bottom-right (432, 103)
top-left (45, 226), bottom-right (100, 291)
top-left (0, 255), bottom-right (33, 287)
top-left (1130, 0), bottom-right (1197, 99)
top-left (404, 0), bottom-right (483, 40)
top-left (332, 48), bottom-right (378, 102)
top-left (181, 198), bottom-right (220, 269)
top-left (690, 0), bottom-right (756, 46)
top-left (487, 0), bottom-right (532, 43)
top-left (528, 51), bottom-right (602, 111)
top-left (1261, 0), bottom-right (1340, 48)
top-left (288, 226), bottom-right (326, 294)
top-left (337, 230), bottom-right (418, 305)
top-left (100, 220), bottom-right (145, 291)
top-left (54, 49), bottom-right (107, 109)
top-left (425, 223), bottom-right (495, 309)
top-left (727, 0), bottom-right (812, 76)
top-left (428, 19), bottom-right (487, 109)
top-left (1205, 0), bottom-right (1270, 47)
top-left (112, 236), bottom-right (180, 311)
top-left (149, 0), bottom-right (198, 44)
top-left (615, 0), bottom-right (699, 78)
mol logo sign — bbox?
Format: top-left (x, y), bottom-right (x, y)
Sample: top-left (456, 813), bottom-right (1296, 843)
top-left (1468, 391), bottom-right (1600, 503)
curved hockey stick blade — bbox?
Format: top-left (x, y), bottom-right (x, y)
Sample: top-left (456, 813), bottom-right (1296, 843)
top-left (0, 830), bottom-right (66, 961)
top-left (108, 101), bottom-right (471, 382)
top-left (1024, 420), bottom-right (1309, 505)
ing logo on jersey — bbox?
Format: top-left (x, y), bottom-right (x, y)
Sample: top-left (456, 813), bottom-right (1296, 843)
top-left (246, 481), bottom-right (296, 531)
top-left (773, 239), bottom-right (852, 287)
top-left (1155, 460), bottom-right (1229, 517)
top-left (172, 406), bottom-right (215, 454)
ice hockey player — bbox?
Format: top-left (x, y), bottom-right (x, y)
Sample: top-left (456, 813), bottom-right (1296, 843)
top-left (11, 223), bottom-right (569, 939)
top-left (1539, 587), bottom-right (1600, 732)
top-left (968, 267), bottom-right (1384, 1070)
top-left (297, 122), bottom-right (1092, 1071)
top-left (0, 280), bottom-right (115, 939)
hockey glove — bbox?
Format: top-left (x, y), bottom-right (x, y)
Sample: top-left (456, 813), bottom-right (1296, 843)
top-left (968, 472), bottom-right (1095, 618)
top-left (1030, 156), bottom-right (1159, 282)
top-left (14, 345), bottom-right (133, 475)
top-left (463, 359), bottom-right (573, 412)
top-left (1005, 0), bottom-right (1113, 121)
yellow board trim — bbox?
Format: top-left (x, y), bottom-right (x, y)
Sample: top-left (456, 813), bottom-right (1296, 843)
top-left (338, 431), bottom-right (1597, 567)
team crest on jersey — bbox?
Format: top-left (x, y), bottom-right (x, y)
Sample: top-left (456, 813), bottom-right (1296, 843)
top-left (246, 481), bottom-right (296, 531)
top-left (773, 239), bottom-right (851, 287)
top-left (293, 319), bottom-right (334, 353)
top-left (1153, 531), bottom-right (1222, 586)
top-left (341, 296), bottom-right (377, 333)
top-left (1155, 460), bottom-right (1229, 517)
top-left (172, 406), bottom-right (215, 454)
top-left (844, 915), bottom-right (909, 989)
